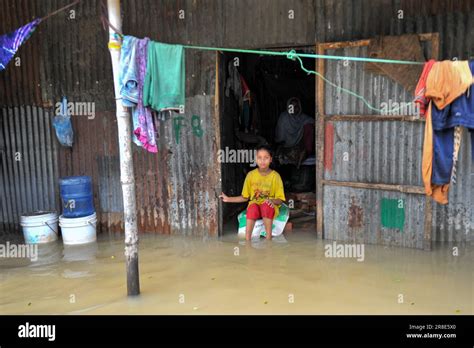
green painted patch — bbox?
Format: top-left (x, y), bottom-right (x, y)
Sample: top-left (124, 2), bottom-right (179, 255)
top-left (381, 198), bottom-right (405, 231)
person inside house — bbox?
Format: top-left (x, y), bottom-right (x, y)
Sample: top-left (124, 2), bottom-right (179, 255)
top-left (274, 97), bottom-right (315, 167)
top-left (219, 145), bottom-right (285, 241)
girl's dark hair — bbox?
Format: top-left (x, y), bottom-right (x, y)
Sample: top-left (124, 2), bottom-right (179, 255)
top-left (256, 145), bottom-right (273, 157)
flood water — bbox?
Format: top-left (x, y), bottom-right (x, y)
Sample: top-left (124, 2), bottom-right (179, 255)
top-left (0, 229), bottom-right (472, 315)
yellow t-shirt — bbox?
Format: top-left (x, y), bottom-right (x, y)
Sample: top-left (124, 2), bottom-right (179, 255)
top-left (241, 169), bottom-right (286, 217)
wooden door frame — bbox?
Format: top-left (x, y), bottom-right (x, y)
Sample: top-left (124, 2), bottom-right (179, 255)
top-left (315, 33), bottom-right (439, 250)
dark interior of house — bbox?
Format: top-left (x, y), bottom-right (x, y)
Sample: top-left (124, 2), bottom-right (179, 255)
top-left (220, 50), bottom-right (316, 233)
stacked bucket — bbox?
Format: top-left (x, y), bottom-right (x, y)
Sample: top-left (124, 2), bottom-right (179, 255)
top-left (20, 211), bottom-right (59, 244)
top-left (58, 176), bottom-right (97, 245)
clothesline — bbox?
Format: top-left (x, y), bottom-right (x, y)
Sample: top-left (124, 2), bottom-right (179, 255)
top-left (183, 45), bottom-right (421, 113)
top-left (124, 41), bottom-right (423, 113)
top-left (182, 45), bottom-right (425, 113)
top-left (183, 44), bottom-right (425, 65)
top-left (1, 0), bottom-right (82, 71)
top-left (101, 11), bottom-right (427, 114)
top-left (40, 0), bottom-right (81, 22)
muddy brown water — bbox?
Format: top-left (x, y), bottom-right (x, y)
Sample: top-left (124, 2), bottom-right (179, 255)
top-left (0, 230), bottom-right (472, 314)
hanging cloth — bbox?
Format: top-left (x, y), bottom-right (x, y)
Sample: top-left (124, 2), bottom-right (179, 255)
top-left (119, 35), bottom-right (158, 153)
top-left (421, 60), bottom-right (474, 204)
top-left (143, 42), bottom-right (185, 112)
top-left (0, 19), bottom-right (41, 71)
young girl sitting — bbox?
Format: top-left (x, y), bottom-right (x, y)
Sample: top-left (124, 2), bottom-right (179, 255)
top-left (219, 145), bottom-right (286, 241)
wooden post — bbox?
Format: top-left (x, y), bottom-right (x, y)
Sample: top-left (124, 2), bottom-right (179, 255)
top-left (107, 0), bottom-right (140, 296)
top-left (315, 44), bottom-right (325, 239)
top-left (423, 196), bottom-right (432, 251)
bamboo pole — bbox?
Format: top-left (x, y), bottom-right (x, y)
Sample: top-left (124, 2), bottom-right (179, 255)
top-left (107, 0), bottom-right (140, 296)
top-left (321, 180), bottom-right (425, 194)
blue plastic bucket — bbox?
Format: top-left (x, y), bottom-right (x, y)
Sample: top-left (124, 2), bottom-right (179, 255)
top-left (59, 176), bottom-right (95, 218)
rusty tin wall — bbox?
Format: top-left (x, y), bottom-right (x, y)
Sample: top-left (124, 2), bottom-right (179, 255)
top-left (322, 45), bottom-right (472, 244)
top-left (1, 0), bottom-right (473, 239)
top-left (316, 0), bottom-right (474, 243)
top-left (0, 106), bottom-right (60, 233)
top-left (0, 0), bottom-right (220, 236)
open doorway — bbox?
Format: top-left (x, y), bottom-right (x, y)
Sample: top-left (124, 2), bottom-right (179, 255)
top-left (219, 48), bottom-right (316, 236)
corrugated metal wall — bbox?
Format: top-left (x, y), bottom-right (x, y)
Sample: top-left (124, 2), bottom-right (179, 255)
top-left (0, 0), bottom-right (220, 236)
top-left (322, 44), bottom-right (472, 244)
top-left (315, 0), bottom-right (474, 243)
top-left (0, 106), bottom-right (60, 233)
top-left (1, 0), bottom-right (473, 240)
top-left (324, 187), bottom-right (428, 248)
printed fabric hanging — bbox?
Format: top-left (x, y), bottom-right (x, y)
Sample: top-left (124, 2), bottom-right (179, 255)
top-left (0, 19), bottom-right (41, 71)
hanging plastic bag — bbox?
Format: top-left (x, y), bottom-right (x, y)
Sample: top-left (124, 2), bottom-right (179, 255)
top-left (53, 97), bottom-right (74, 147)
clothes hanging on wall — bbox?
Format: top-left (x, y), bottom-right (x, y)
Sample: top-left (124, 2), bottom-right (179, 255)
top-left (240, 75), bottom-right (252, 132)
top-left (430, 60), bottom-right (474, 185)
top-left (118, 38), bottom-right (186, 151)
top-left (0, 19), bottom-right (41, 71)
top-left (414, 59), bottom-right (436, 117)
top-left (134, 36), bottom-right (158, 153)
top-left (225, 60), bottom-right (261, 133)
top-left (143, 42), bottom-right (185, 112)
top-left (119, 35), bottom-right (158, 153)
top-left (450, 126), bottom-right (463, 184)
top-left (225, 60), bottom-right (242, 101)
top-left (422, 103), bottom-right (450, 204)
top-left (419, 59), bottom-right (474, 204)
top-left (120, 36), bottom-right (140, 106)
top-left (426, 60), bottom-right (472, 109)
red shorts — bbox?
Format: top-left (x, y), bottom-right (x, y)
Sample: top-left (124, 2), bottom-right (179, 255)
top-left (246, 203), bottom-right (275, 219)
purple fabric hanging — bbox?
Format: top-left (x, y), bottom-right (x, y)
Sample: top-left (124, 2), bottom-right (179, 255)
top-left (133, 37), bottom-right (158, 153)
top-left (120, 35), bottom-right (157, 153)
top-left (0, 19), bottom-right (41, 71)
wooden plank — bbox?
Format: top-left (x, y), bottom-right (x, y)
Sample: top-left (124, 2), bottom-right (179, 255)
top-left (315, 43), bottom-right (325, 239)
top-left (419, 32), bottom-right (437, 42)
top-left (322, 180), bottom-right (425, 194)
top-left (318, 39), bottom-right (371, 50)
top-left (423, 196), bottom-right (433, 251)
top-left (431, 33), bottom-right (440, 62)
top-left (319, 33), bottom-right (436, 51)
top-left (215, 51), bottom-right (223, 237)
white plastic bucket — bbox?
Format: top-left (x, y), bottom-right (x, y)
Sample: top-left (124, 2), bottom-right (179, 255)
top-left (20, 211), bottom-right (59, 244)
top-left (59, 212), bottom-right (97, 245)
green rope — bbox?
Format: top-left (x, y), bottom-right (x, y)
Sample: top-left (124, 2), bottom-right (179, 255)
top-left (288, 50), bottom-right (413, 114)
top-left (183, 44), bottom-right (424, 65)
top-left (183, 45), bottom-right (421, 114)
